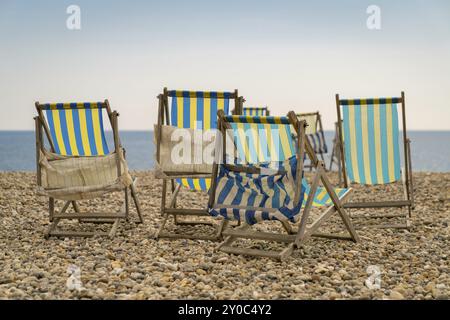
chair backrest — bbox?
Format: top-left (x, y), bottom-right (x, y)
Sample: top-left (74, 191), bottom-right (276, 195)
top-left (297, 112), bottom-right (318, 135)
top-left (243, 107), bottom-right (270, 116)
top-left (167, 90), bottom-right (235, 130)
top-left (223, 115), bottom-right (296, 165)
top-left (337, 97), bottom-right (402, 185)
top-left (38, 102), bottom-right (110, 156)
top-left (297, 112), bottom-right (328, 154)
top-left (213, 113), bottom-right (306, 211)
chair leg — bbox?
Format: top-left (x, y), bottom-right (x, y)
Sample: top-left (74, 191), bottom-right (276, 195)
top-left (125, 188), bottom-right (130, 222)
top-left (49, 197), bottom-right (55, 222)
top-left (281, 220), bottom-right (294, 234)
top-left (157, 179), bottom-right (223, 240)
top-left (45, 218), bottom-right (61, 239)
top-left (130, 179), bottom-right (144, 223)
top-left (402, 168), bottom-right (413, 222)
top-left (407, 139), bottom-right (415, 211)
top-left (72, 200), bottom-right (83, 224)
top-left (171, 179), bottom-right (177, 207)
top-left (72, 201), bottom-right (80, 213)
top-left (156, 213), bottom-right (170, 239)
top-left (45, 200), bottom-right (72, 239)
top-left (216, 223), bottom-right (249, 251)
top-left (168, 183), bottom-right (182, 225)
top-left (215, 219), bottom-right (229, 240)
top-left (109, 219), bottom-right (120, 238)
top-left (337, 159), bottom-right (342, 186)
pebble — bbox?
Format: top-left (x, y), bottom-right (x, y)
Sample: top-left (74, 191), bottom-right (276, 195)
top-left (0, 171), bottom-right (449, 299)
top-left (389, 290), bottom-right (405, 300)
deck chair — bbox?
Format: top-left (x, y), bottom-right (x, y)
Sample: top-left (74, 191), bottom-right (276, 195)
top-left (207, 111), bottom-right (359, 261)
top-left (335, 92), bottom-right (414, 229)
top-left (34, 100), bottom-right (143, 238)
top-left (297, 112), bottom-right (328, 170)
top-left (243, 107), bottom-right (270, 116)
top-left (154, 88), bottom-right (243, 240)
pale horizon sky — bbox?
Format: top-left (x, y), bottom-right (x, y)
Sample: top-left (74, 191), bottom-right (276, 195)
top-left (1, 0), bottom-right (450, 131)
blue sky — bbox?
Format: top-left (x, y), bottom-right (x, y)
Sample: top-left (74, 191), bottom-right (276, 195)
top-left (1, 0), bottom-right (450, 130)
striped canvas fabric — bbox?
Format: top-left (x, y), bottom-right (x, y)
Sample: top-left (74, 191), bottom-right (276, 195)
top-left (341, 99), bottom-right (401, 185)
top-left (42, 103), bottom-right (109, 156)
top-left (243, 107), bottom-right (268, 116)
top-left (209, 115), bottom-right (304, 225)
top-left (209, 156), bottom-right (304, 225)
top-left (297, 113), bottom-right (328, 154)
top-left (169, 90), bottom-right (232, 191)
top-left (225, 116), bottom-right (296, 165)
top-left (301, 179), bottom-right (348, 207)
top-left (307, 133), bottom-right (328, 154)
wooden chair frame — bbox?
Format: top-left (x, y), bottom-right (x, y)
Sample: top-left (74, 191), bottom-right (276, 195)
top-left (155, 88), bottom-right (244, 241)
top-left (35, 100), bottom-right (143, 238)
top-left (335, 92), bottom-right (415, 229)
top-left (208, 110), bottom-right (359, 261)
top-left (297, 111), bottom-right (328, 170)
top-left (329, 121), bottom-right (343, 182)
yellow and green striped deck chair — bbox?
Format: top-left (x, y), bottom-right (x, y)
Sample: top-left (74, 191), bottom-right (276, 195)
top-left (207, 111), bottom-right (359, 260)
top-left (34, 100), bottom-right (143, 238)
top-left (155, 88), bottom-right (243, 241)
top-left (336, 92), bottom-right (414, 229)
top-left (243, 107), bottom-right (270, 116)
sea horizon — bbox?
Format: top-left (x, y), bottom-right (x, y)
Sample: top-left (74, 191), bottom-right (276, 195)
top-left (1, 130), bottom-right (449, 172)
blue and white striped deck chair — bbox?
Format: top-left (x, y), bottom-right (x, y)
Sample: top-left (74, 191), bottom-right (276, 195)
top-left (297, 112), bottom-right (328, 168)
top-left (336, 92), bottom-right (414, 228)
top-left (208, 111), bottom-right (359, 260)
top-left (243, 107), bottom-right (270, 116)
top-left (155, 88), bottom-right (243, 241)
top-left (35, 100), bottom-right (143, 238)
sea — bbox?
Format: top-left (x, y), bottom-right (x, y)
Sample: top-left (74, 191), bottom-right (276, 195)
top-left (0, 131), bottom-right (449, 172)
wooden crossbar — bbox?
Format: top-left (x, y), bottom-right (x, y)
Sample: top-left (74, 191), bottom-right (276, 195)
top-left (344, 200), bottom-right (411, 208)
top-left (53, 212), bottom-right (127, 219)
top-left (222, 229), bottom-right (296, 243)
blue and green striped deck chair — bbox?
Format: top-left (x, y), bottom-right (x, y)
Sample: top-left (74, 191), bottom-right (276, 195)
top-left (301, 179), bottom-right (349, 207)
top-left (336, 92), bottom-right (414, 228)
top-left (155, 88), bottom-right (243, 241)
top-left (35, 100), bottom-right (143, 238)
top-left (297, 112), bottom-right (328, 167)
top-left (208, 111), bottom-right (359, 260)
top-left (243, 107), bottom-right (270, 116)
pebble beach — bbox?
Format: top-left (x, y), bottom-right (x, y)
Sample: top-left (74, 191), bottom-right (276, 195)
top-left (1, 171), bottom-right (449, 300)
